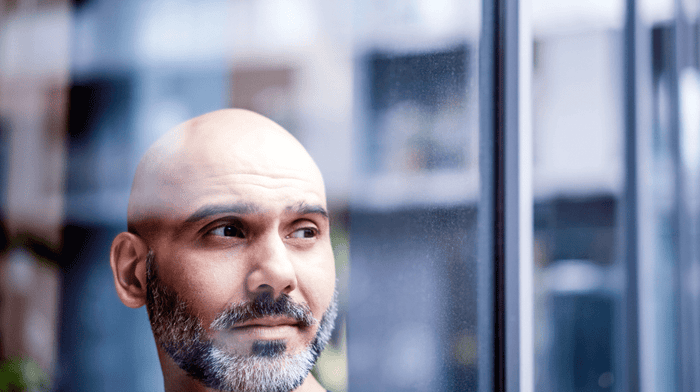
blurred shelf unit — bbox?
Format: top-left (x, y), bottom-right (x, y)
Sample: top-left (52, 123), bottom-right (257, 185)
top-left (352, 169), bottom-right (480, 210)
top-left (352, 0), bottom-right (481, 51)
top-left (228, 30), bottom-right (629, 212)
top-left (0, 2), bottom-right (71, 242)
top-left (532, 166), bottom-right (623, 202)
top-left (353, 43), bottom-right (480, 210)
top-left (353, 28), bottom-right (626, 210)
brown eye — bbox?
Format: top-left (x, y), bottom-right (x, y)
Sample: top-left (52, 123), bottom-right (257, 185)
top-left (288, 228), bottom-right (316, 239)
top-left (211, 225), bottom-right (245, 238)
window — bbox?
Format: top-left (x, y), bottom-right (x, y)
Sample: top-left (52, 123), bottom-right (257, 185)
top-left (1, 1), bottom-right (698, 391)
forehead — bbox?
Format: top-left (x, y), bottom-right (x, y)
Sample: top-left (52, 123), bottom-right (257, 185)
top-left (127, 110), bottom-right (330, 231)
top-left (134, 127), bottom-right (327, 224)
top-left (179, 170), bottom-right (327, 219)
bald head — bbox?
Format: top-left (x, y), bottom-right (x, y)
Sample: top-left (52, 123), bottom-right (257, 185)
top-left (111, 110), bottom-right (337, 392)
top-left (127, 109), bottom-right (325, 239)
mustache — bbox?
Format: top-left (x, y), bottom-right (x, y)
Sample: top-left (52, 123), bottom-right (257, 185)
top-left (209, 292), bottom-right (317, 331)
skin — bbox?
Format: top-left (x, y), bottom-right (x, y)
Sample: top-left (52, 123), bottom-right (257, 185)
top-left (109, 109), bottom-right (335, 392)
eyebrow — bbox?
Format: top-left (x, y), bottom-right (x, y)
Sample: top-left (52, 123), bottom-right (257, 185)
top-left (183, 201), bottom-right (329, 224)
top-left (184, 203), bottom-right (259, 224)
top-left (286, 202), bottom-right (329, 219)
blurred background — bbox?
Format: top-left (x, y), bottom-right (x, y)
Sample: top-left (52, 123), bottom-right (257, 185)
top-left (0, 0), bottom-right (699, 391)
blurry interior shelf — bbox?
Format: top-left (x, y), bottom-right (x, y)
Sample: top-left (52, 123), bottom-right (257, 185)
top-left (533, 165), bottom-right (623, 200)
top-left (351, 169), bottom-right (479, 210)
top-left (351, 163), bottom-right (622, 210)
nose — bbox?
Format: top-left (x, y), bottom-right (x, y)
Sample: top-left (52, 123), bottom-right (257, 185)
top-left (246, 232), bottom-right (298, 299)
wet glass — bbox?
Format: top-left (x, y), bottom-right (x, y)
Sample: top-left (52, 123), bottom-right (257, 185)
top-left (643, 0), bottom-right (700, 390)
top-left (530, 1), bottom-right (626, 391)
top-left (348, 1), bottom-right (484, 391)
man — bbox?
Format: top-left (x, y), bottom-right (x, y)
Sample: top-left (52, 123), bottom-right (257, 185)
top-left (109, 109), bottom-right (337, 392)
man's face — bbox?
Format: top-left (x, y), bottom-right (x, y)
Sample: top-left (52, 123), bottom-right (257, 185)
top-left (139, 124), bottom-right (337, 391)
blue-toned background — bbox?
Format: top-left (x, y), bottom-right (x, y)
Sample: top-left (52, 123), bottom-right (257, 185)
top-left (1, 1), bottom-right (700, 392)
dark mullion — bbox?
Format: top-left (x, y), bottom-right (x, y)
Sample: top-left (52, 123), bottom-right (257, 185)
top-left (623, 0), bottom-right (640, 392)
top-left (478, 0), bottom-right (495, 390)
top-left (493, 0), bottom-right (507, 388)
top-left (479, 0), bottom-right (518, 390)
top-left (504, 0), bottom-right (522, 390)
top-left (493, 0), bottom-right (516, 390)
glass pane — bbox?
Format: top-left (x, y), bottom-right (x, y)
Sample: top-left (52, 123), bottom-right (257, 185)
top-left (644, 18), bottom-right (679, 392)
top-left (48, 0), bottom-right (356, 390)
top-left (531, 1), bottom-right (626, 391)
top-left (349, 1), bottom-right (484, 391)
top-left (644, 2), bottom-right (700, 390)
top-left (3, 1), bottom-right (488, 391)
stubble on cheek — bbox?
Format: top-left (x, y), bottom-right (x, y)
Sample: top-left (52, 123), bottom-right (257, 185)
top-left (145, 251), bottom-right (210, 362)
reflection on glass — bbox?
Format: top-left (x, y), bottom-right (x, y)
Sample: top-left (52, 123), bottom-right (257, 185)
top-left (349, 2), bottom-right (482, 391)
top-left (531, 1), bottom-right (625, 391)
top-left (649, 8), bottom-right (700, 389)
top-left (367, 46), bottom-right (472, 173)
top-left (647, 23), bottom-right (679, 392)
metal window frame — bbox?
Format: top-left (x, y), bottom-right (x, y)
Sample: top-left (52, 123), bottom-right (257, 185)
top-left (483, 0), bottom-right (700, 391)
top-left (623, 0), bottom-right (643, 391)
top-left (479, 0), bottom-right (534, 391)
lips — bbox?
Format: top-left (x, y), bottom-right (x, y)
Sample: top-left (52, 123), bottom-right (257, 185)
top-left (232, 316), bottom-right (302, 330)
top-left (223, 317), bottom-right (302, 341)
top-left (209, 293), bottom-right (316, 331)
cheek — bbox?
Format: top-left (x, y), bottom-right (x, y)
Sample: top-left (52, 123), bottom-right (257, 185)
top-left (158, 248), bottom-right (249, 322)
top-left (294, 245), bottom-right (336, 316)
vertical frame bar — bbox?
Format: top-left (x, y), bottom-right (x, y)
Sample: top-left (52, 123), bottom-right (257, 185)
top-left (667, 6), bottom-right (685, 389)
top-left (623, 0), bottom-right (641, 391)
top-left (479, 0), bottom-right (533, 390)
top-left (673, 1), bottom-right (699, 390)
top-left (477, 0), bottom-right (497, 389)
top-left (629, 0), bottom-right (656, 390)
top-left (493, 0), bottom-right (511, 386)
top-left (502, 0), bottom-right (520, 389)
top-left (518, 0), bottom-right (534, 391)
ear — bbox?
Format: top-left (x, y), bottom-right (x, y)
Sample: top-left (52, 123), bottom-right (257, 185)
top-left (110, 232), bottom-right (149, 308)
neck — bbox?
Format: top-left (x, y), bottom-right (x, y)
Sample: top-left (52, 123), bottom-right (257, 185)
top-left (293, 374), bottom-right (326, 392)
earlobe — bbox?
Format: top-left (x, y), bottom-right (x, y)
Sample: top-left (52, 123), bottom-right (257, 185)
top-left (110, 232), bottom-right (149, 308)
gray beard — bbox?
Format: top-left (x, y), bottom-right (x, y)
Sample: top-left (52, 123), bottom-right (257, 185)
top-left (145, 250), bottom-right (338, 392)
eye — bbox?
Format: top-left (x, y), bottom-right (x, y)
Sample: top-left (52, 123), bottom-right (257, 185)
top-left (210, 224), bottom-right (245, 238)
top-left (287, 228), bottom-right (317, 239)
